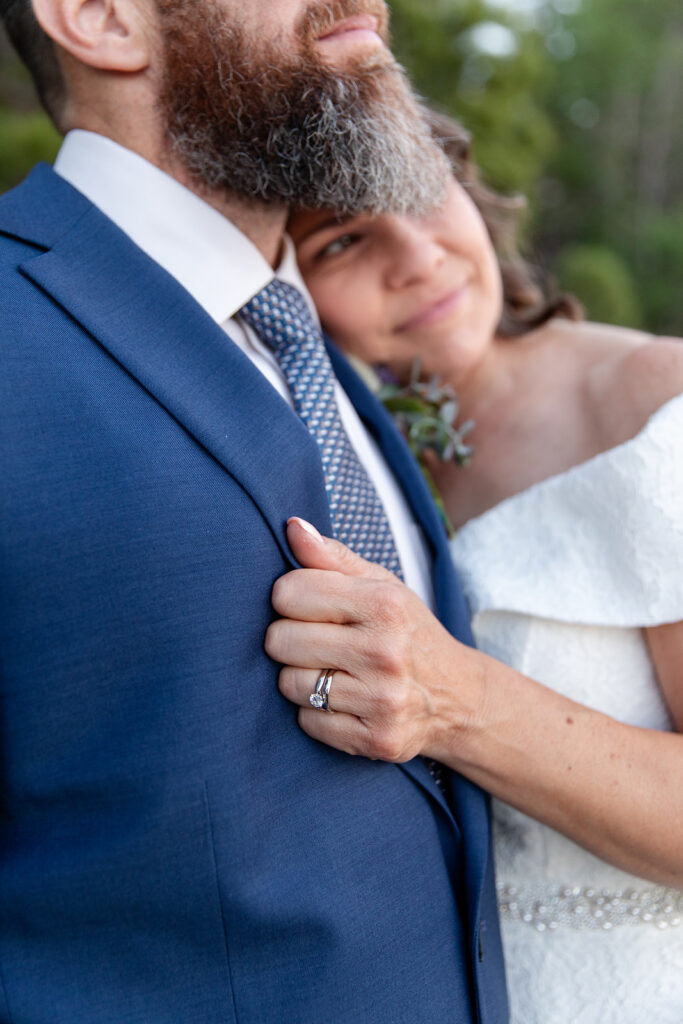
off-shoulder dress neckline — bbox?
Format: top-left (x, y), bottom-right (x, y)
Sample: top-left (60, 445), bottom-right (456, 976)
top-left (458, 391), bottom-right (683, 533)
top-left (449, 391), bottom-right (683, 627)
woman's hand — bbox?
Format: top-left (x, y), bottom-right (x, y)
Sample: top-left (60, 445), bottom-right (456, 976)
top-left (266, 521), bottom-right (683, 886)
top-left (265, 517), bottom-right (484, 763)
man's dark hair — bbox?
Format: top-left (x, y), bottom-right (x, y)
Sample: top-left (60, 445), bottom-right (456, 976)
top-left (1, 0), bottom-right (65, 127)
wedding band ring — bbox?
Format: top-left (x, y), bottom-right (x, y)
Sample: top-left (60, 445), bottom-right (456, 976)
top-left (309, 669), bottom-right (335, 712)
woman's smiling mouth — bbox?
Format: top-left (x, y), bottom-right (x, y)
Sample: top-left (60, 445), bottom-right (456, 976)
top-left (397, 285), bottom-right (470, 333)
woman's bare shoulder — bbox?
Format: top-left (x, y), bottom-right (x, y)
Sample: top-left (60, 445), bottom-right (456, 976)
top-left (608, 328), bottom-right (683, 423)
top-left (556, 320), bottom-right (683, 446)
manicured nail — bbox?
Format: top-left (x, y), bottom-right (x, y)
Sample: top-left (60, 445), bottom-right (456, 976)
top-left (288, 517), bottom-right (324, 542)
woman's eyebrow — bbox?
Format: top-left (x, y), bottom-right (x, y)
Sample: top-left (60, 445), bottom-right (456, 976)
top-left (293, 215), bottom-right (351, 245)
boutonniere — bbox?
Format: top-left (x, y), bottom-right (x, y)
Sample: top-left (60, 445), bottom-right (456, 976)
top-left (351, 357), bottom-right (474, 537)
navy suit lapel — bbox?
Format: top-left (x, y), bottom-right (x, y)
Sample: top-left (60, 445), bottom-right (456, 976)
top-left (328, 339), bottom-right (474, 643)
top-left (329, 339), bottom-right (493, 908)
top-left (13, 169), bottom-right (333, 562)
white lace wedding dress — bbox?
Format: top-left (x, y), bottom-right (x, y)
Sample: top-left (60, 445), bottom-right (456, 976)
top-left (450, 393), bottom-right (683, 1023)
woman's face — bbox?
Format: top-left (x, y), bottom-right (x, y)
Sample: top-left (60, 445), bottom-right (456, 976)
top-left (291, 176), bottom-right (503, 385)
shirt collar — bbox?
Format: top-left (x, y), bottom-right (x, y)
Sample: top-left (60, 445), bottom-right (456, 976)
top-left (54, 129), bottom-right (286, 324)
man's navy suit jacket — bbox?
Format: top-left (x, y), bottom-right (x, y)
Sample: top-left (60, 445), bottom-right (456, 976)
top-left (0, 165), bottom-right (509, 1024)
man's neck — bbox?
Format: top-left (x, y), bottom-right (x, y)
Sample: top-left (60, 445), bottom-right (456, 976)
top-left (156, 151), bottom-right (288, 268)
top-left (181, 174), bottom-right (286, 266)
top-left (67, 119), bottom-right (288, 267)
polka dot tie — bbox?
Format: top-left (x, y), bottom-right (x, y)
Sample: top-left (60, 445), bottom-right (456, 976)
top-left (241, 280), bottom-right (403, 579)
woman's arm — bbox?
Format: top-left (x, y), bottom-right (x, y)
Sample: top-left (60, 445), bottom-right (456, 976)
top-left (268, 518), bottom-right (683, 890)
top-left (438, 635), bottom-right (683, 889)
top-left (647, 622), bottom-right (683, 727)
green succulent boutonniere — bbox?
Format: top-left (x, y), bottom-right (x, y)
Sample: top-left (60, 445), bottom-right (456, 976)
top-left (360, 358), bottom-right (474, 537)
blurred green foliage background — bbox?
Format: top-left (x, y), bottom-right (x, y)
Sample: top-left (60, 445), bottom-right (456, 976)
top-left (1, 0), bottom-right (681, 333)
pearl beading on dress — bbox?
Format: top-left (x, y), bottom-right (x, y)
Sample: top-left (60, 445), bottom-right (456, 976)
top-left (497, 882), bottom-right (683, 932)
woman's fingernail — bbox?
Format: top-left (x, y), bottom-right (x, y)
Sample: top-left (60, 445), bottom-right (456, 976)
top-left (288, 517), bottom-right (324, 542)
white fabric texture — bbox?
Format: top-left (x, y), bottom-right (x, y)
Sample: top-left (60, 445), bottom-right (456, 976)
top-left (53, 131), bottom-right (434, 607)
top-left (450, 393), bottom-right (683, 1024)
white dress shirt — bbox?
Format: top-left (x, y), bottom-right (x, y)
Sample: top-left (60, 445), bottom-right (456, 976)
top-left (54, 130), bottom-right (434, 607)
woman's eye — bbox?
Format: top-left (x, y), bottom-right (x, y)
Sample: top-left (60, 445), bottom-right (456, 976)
top-left (318, 233), bottom-right (360, 260)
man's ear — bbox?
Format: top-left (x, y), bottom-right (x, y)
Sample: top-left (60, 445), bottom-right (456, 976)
top-left (31, 0), bottom-right (153, 72)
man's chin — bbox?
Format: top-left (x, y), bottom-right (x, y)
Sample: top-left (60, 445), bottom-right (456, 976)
top-left (157, 0), bottom-right (446, 215)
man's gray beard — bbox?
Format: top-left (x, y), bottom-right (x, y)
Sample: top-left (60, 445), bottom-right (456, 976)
top-left (158, 13), bottom-right (449, 217)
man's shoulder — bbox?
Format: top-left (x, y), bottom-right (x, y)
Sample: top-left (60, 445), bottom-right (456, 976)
top-left (0, 167), bottom-right (93, 353)
top-left (0, 162), bottom-right (91, 253)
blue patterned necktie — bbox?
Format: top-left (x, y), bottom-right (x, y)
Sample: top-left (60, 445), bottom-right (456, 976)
top-left (240, 280), bottom-right (403, 579)
top-left (243, 281), bottom-right (452, 799)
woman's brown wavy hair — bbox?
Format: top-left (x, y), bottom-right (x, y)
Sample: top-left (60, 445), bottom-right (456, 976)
top-left (429, 111), bottom-right (582, 336)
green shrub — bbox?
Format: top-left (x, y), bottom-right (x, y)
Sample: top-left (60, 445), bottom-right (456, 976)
top-left (557, 243), bottom-right (643, 329)
top-left (637, 206), bottom-right (683, 335)
top-left (0, 110), bottom-right (60, 194)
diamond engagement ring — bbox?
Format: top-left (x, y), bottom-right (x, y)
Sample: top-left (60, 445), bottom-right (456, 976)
top-left (309, 669), bottom-right (335, 712)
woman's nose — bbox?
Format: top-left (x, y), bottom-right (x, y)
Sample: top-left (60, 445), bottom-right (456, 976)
top-left (385, 222), bottom-right (447, 290)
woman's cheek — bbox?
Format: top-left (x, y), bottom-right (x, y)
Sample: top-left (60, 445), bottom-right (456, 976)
top-left (317, 276), bottom-right (383, 354)
top-left (307, 276), bottom-right (349, 338)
